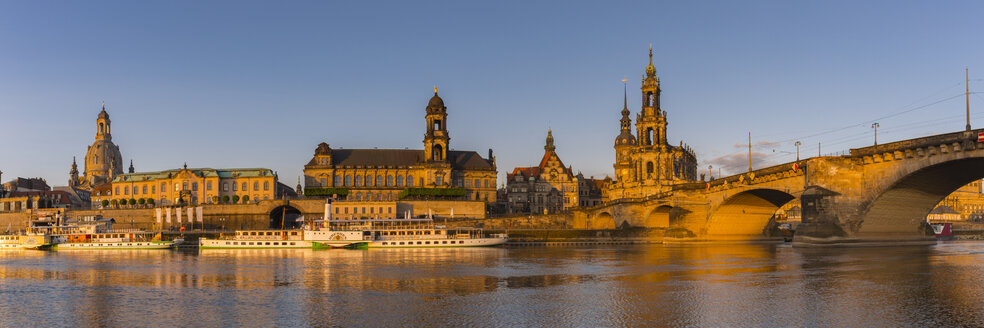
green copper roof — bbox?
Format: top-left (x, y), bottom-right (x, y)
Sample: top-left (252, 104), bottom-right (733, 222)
top-left (112, 168), bottom-right (275, 182)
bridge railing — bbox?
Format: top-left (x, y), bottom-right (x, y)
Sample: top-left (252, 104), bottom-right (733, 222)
top-left (849, 129), bottom-right (983, 157)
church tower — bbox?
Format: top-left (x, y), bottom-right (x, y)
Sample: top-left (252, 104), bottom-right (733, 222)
top-left (423, 86), bottom-right (450, 163)
top-left (614, 80), bottom-right (637, 183)
top-left (636, 46), bottom-right (667, 147)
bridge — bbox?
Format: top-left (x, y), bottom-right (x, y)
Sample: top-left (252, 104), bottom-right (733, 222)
top-left (574, 129), bottom-right (984, 246)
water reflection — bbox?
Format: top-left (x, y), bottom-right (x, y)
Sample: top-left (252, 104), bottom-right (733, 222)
top-left (1, 243), bottom-right (984, 327)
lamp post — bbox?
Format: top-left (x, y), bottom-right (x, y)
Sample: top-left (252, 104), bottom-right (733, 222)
top-left (708, 165), bottom-right (713, 180)
top-left (871, 123), bottom-right (880, 145)
top-left (794, 141), bottom-right (801, 161)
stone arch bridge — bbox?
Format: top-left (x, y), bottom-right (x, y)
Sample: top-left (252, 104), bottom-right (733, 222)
top-left (574, 129), bottom-right (984, 246)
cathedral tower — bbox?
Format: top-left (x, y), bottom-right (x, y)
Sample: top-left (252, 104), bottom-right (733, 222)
top-left (614, 80), bottom-right (637, 183)
top-left (636, 46), bottom-right (667, 147)
top-left (424, 86), bottom-right (450, 162)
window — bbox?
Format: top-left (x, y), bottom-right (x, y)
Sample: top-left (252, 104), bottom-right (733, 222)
top-left (182, 182), bottom-right (188, 191)
top-left (223, 183), bottom-right (228, 191)
top-left (253, 182), bottom-right (258, 191)
top-left (355, 175), bottom-right (363, 187)
top-left (334, 175), bottom-right (341, 186)
top-left (376, 175), bottom-right (383, 187)
top-left (232, 183), bottom-right (238, 191)
top-left (320, 178), bottom-right (327, 186)
top-left (386, 175), bottom-right (394, 187)
top-left (396, 175), bottom-right (404, 187)
top-left (264, 182), bottom-right (269, 191)
top-left (474, 179), bottom-right (480, 188)
top-left (241, 182), bottom-right (247, 191)
top-left (435, 174), bottom-right (443, 186)
top-left (115, 187), bottom-right (120, 195)
top-left (465, 179), bottom-right (471, 188)
top-left (345, 175), bottom-right (353, 187)
top-left (407, 175), bottom-right (414, 187)
top-left (151, 185), bottom-right (156, 194)
top-left (162, 183), bottom-right (167, 193)
top-left (366, 175), bottom-right (373, 187)
top-left (485, 179), bottom-right (490, 188)
top-left (207, 181), bottom-right (212, 191)
top-left (124, 186), bottom-right (129, 195)
top-left (420, 178), bottom-right (425, 187)
top-left (192, 182), bottom-right (198, 191)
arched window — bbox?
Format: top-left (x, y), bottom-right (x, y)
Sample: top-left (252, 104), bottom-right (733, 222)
top-left (366, 175), bottom-right (374, 187)
top-left (646, 128), bottom-right (654, 145)
top-left (232, 182), bottom-right (238, 191)
top-left (407, 175), bottom-right (414, 187)
top-left (355, 175), bottom-right (363, 187)
top-left (334, 175), bottom-right (341, 187)
top-left (386, 175), bottom-right (394, 187)
top-left (263, 182), bottom-right (269, 191)
top-left (433, 145), bottom-right (443, 161)
top-left (376, 175), bottom-right (383, 187)
top-left (345, 175), bottom-right (353, 187)
top-left (396, 175), bottom-right (404, 187)
top-left (253, 182), bottom-right (258, 191)
top-left (646, 162), bottom-right (654, 178)
top-left (241, 182), bottom-right (247, 191)
top-left (124, 186), bottom-right (129, 195)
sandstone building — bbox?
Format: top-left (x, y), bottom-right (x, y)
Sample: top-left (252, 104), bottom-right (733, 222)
top-left (303, 88), bottom-right (498, 204)
top-left (69, 104), bottom-right (125, 190)
top-left (505, 130), bottom-right (603, 214)
top-left (94, 165), bottom-right (283, 207)
top-left (607, 49), bottom-right (698, 199)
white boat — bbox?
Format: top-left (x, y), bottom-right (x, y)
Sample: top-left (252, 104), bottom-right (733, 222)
top-left (0, 233), bottom-right (58, 250)
top-left (327, 218), bottom-right (509, 248)
top-left (198, 228), bottom-right (365, 249)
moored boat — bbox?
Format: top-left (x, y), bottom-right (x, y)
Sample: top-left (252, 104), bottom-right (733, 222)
top-left (328, 218), bottom-right (508, 248)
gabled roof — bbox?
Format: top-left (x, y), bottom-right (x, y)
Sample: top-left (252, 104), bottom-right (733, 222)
top-left (508, 150), bottom-right (573, 180)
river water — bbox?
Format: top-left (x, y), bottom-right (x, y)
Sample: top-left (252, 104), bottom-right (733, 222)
top-left (2, 242), bottom-right (984, 327)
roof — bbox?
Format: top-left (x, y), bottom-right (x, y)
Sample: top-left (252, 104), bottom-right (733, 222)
top-left (308, 149), bottom-right (493, 170)
top-left (930, 205), bottom-right (959, 215)
top-left (507, 150), bottom-right (573, 180)
top-left (2, 177), bottom-right (50, 191)
top-left (113, 168), bottom-right (275, 183)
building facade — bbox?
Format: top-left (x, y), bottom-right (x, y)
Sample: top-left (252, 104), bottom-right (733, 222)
top-left (94, 165), bottom-right (281, 207)
top-left (505, 130), bottom-right (580, 214)
top-left (69, 104), bottom-right (125, 190)
top-left (303, 88), bottom-right (498, 205)
top-left (607, 49), bottom-right (698, 200)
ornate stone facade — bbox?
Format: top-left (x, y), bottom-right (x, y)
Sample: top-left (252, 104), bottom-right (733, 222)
top-left (303, 88), bottom-right (498, 204)
top-left (506, 130), bottom-right (580, 214)
top-left (607, 49), bottom-right (698, 199)
top-left (94, 165), bottom-right (281, 207)
top-left (70, 104), bottom-right (124, 190)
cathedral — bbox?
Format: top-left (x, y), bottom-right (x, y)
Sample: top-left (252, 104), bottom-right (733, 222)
top-left (69, 104), bottom-right (125, 190)
top-left (607, 49), bottom-right (698, 199)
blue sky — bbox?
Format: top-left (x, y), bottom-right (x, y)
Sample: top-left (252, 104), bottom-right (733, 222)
top-left (1, 0), bottom-right (983, 186)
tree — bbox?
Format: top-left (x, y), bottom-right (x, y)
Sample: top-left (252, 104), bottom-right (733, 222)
top-left (222, 195), bottom-right (230, 203)
top-left (128, 199), bottom-right (136, 206)
top-left (138, 198), bottom-right (146, 205)
top-left (147, 198), bottom-right (155, 206)
top-left (101, 200), bottom-right (110, 208)
top-left (242, 195), bottom-right (249, 203)
top-left (232, 195), bottom-right (240, 203)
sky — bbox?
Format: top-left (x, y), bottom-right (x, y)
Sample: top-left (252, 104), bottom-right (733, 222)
top-left (1, 0), bottom-right (983, 187)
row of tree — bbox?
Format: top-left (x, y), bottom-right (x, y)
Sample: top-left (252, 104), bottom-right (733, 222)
top-left (100, 195), bottom-right (253, 208)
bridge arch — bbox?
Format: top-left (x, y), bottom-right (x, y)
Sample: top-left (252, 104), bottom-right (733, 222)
top-left (706, 188), bottom-right (796, 239)
top-left (857, 157), bottom-right (984, 236)
top-left (591, 211), bottom-right (616, 229)
top-left (644, 205), bottom-right (672, 228)
top-left (270, 205), bottom-right (302, 229)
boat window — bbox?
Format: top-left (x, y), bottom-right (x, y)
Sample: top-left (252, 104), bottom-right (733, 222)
top-left (443, 241), bottom-right (447, 244)
top-left (266, 242), bottom-right (271, 245)
top-left (249, 242), bottom-right (254, 245)
top-left (399, 242), bottom-right (405, 245)
top-left (417, 241), bottom-right (422, 245)
top-left (273, 242), bottom-right (279, 245)
top-left (225, 242), bottom-right (230, 245)
top-left (425, 241), bottom-right (430, 244)
top-left (290, 242), bottom-right (295, 245)
top-left (382, 242), bottom-right (388, 245)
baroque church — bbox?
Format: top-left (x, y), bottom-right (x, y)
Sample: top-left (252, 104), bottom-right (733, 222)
top-left (69, 104), bottom-right (126, 190)
top-left (607, 49), bottom-right (698, 199)
top-left (303, 88), bottom-right (498, 204)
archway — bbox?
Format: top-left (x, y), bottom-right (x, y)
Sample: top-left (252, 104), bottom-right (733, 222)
top-left (706, 189), bottom-right (796, 239)
top-left (645, 205), bottom-right (672, 228)
top-left (592, 212), bottom-right (616, 229)
top-left (858, 158), bottom-right (984, 237)
top-left (270, 205), bottom-right (302, 229)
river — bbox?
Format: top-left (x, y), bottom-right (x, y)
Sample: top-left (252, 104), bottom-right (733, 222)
top-left (2, 242), bottom-right (984, 327)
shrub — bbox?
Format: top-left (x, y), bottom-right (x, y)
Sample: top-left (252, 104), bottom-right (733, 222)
top-left (101, 200), bottom-right (110, 208)
top-left (222, 195), bottom-right (230, 203)
top-left (304, 187), bottom-right (349, 197)
top-left (398, 188), bottom-right (467, 199)
top-left (128, 199), bottom-right (136, 206)
top-left (242, 195), bottom-right (249, 203)
top-left (147, 198), bottom-right (155, 206)
top-left (138, 198), bottom-right (146, 205)
top-left (232, 195), bottom-right (240, 203)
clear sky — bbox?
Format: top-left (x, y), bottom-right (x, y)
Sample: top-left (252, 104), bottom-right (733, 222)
top-left (1, 0), bottom-right (983, 187)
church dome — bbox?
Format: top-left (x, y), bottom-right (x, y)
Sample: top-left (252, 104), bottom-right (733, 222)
top-left (615, 132), bottom-right (636, 146)
top-left (428, 90), bottom-right (444, 108)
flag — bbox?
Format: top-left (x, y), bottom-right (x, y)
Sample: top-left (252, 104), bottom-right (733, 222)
top-left (176, 208), bottom-right (182, 224)
top-left (165, 207), bottom-right (172, 224)
top-left (155, 208), bottom-right (162, 223)
top-left (324, 203), bottom-right (330, 221)
top-left (792, 163), bottom-right (799, 171)
top-left (179, 225), bottom-right (185, 232)
top-left (187, 208), bottom-right (193, 223)
top-left (196, 206), bottom-right (203, 223)
top-left (450, 207), bottom-right (454, 218)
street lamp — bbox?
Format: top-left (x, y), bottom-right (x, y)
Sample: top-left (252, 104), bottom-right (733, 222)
top-left (794, 141), bottom-right (802, 161)
top-left (708, 165), bottom-right (713, 180)
top-left (871, 123), bottom-right (880, 145)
